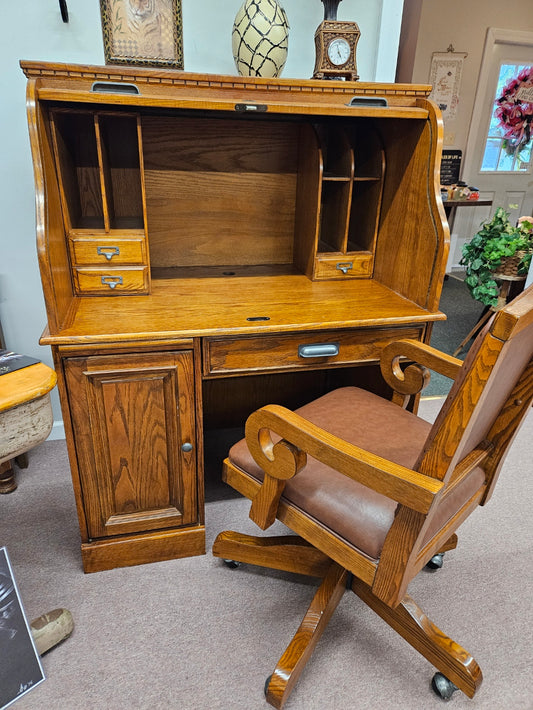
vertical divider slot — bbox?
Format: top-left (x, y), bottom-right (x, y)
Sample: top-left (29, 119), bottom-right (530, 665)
top-left (50, 110), bottom-right (105, 231)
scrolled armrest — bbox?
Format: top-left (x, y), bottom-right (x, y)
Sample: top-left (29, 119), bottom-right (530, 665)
top-left (245, 404), bottom-right (443, 530)
top-left (380, 339), bottom-right (463, 397)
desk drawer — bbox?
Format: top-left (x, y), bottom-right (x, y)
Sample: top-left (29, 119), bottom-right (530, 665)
top-left (69, 236), bottom-right (147, 266)
top-left (203, 326), bottom-right (423, 376)
top-left (314, 253), bottom-right (373, 280)
top-left (73, 266), bottom-right (149, 295)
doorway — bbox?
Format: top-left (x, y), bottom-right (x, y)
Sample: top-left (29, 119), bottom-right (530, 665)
top-left (448, 28), bottom-right (533, 270)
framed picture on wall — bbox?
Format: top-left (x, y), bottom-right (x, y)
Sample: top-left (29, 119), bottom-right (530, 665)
top-left (100, 0), bottom-right (183, 69)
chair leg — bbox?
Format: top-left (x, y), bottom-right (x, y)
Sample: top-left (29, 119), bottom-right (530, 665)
top-left (438, 533), bottom-right (458, 553)
top-left (452, 308), bottom-right (493, 357)
top-left (265, 563), bottom-right (348, 709)
top-left (351, 577), bottom-right (482, 699)
top-left (0, 460), bottom-right (17, 494)
top-left (425, 533), bottom-right (459, 571)
top-left (212, 531), bottom-right (332, 577)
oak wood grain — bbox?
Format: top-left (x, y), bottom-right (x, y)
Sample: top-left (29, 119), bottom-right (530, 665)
top-left (212, 531), bottom-right (331, 577)
top-left (351, 577), bottom-right (482, 698)
top-left (63, 350), bottom-right (198, 539)
top-left (266, 563), bottom-right (347, 709)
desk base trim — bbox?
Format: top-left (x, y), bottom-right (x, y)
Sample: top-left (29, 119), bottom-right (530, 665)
top-left (81, 526), bottom-right (206, 573)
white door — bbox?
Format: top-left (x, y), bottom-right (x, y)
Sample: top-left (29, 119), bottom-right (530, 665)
top-left (448, 28), bottom-right (533, 270)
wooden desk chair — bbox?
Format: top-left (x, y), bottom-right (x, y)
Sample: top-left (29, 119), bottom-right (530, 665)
top-left (213, 284), bottom-right (533, 708)
top-left (0, 362), bottom-right (57, 493)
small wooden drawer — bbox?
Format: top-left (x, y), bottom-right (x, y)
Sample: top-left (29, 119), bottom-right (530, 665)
top-left (68, 235), bottom-right (147, 266)
top-left (73, 266), bottom-right (149, 295)
top-left (314, 253), bottom-right (373, 280)
top-left (203, 326), bottom-right (423, 376)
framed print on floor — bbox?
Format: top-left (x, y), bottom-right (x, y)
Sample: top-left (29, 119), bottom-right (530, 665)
top-left (0, 547), bottom-right (45, 709)
top-left (100, 0), bottom-right (183, 69)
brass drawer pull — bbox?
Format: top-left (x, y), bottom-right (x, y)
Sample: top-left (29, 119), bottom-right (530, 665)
top-left (336, 262), bottom-right (353, 274)
top-left (97, 246), bottom-right (120, 261)
top-left (101, 275), bottom-right (123, 289)
top-left (298, 343), bottom-right (339, 358)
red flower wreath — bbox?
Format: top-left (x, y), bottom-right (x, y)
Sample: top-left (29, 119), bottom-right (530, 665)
top-left (494, 66), bottom-right (533, 154)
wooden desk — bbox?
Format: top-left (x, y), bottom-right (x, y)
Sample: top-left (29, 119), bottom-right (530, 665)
top-left (22, 61), bottom-right (449, 572)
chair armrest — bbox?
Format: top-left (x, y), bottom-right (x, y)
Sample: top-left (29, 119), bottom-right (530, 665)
top-left (380, 339), bottom-right (463, 398)
top-left (245, 404), bottom-right (443, 529)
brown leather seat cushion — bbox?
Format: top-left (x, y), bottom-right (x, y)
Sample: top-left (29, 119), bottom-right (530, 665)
top-left (229, 387), bottom-right (485, 560)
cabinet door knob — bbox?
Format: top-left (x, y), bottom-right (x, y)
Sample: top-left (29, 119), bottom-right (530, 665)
top-left (181, 442), bottom-right (193, 453)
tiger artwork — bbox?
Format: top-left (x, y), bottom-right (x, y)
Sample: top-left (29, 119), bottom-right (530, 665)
top-left (107, 0), bottom-right (175, 62)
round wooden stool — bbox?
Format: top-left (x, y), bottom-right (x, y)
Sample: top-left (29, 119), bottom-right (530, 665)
top-left (0, 362), bottom-right (57, 493)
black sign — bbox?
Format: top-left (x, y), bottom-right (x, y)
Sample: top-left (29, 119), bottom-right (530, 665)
top-left (0, 547), bottom-right (45, 709)
top-left (440, 149), bottom-right (462, 185)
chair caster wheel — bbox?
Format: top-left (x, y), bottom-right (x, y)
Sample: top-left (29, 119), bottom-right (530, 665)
top-left (425, 552), bottom-right (444, 571)
top-left (223, 559), bottom-right (241, 569)
top-left (432, 672), bottom-right (458, 700)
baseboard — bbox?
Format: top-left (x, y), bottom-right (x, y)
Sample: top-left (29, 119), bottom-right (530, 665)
top-left (47, 419), bottom-right (65, 441)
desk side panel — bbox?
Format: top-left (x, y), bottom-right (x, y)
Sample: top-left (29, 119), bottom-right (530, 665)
top-left (373, 101), bottom-right (449, 312)
top-left (26, 79), bottom-right (76, 334)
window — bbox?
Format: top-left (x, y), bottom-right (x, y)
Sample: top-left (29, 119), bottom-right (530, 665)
top-left (480, 63), bottom-right (532, 172)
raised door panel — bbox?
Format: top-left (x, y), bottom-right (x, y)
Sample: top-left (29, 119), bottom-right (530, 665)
top-left (64, 351), bottom-right (197, 539)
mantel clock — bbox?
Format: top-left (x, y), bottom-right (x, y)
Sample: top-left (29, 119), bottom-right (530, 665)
top-left (313, 0), bottom-right (360, 81)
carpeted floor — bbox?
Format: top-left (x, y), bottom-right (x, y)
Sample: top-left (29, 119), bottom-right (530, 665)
top-left (425, 274), bottom-right (485, 397)
top-left (1, 398), bottom-right (532, 710)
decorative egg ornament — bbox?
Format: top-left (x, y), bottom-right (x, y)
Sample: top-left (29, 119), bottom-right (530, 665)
top-left (232, 0), bottom-right (289, 78)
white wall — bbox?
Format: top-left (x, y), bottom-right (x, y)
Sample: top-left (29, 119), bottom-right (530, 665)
top-left (410, 0), bottom-right (533, 153)
top-left (0, 0), bottom-right (403, 439)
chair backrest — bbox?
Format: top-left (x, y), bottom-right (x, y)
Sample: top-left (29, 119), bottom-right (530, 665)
top-left (372, 284), bottom-right (533, 606)
top-left (419, 283), bottom-right (533, 488)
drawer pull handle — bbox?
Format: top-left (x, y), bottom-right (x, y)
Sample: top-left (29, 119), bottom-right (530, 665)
top-left (336, 262), bottom-right (353, 274)
top-left (97, 246), bottom-right (120, 261)
top-left (347, 96), bottom-right (388, 107)
top-left (91, 81), bottom-right (140, 95)
top-left (181, 442), bottom-right (193, 453)
top-left (298, 343), bottom-right (339, 358)
top-left (101, 275), bottom-right (123, 289)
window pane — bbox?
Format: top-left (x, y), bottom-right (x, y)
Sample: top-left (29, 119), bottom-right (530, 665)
top-left (516, 142), bottom-right (532, 170)
top-left (497, 149), bottom-right (515, 171)
top-left (481, 139), bottom-right (501, 170)
top-left (480, 63), bottom-right (533, 173)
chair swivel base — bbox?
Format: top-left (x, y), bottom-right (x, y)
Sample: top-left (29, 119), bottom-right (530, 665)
top-left (214, 530), bottom-right (482, 709)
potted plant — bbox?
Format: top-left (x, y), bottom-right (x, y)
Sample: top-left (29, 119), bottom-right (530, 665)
top-left (460, 207), bottom-right (533, 306)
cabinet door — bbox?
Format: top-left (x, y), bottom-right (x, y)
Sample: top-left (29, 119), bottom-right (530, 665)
top-left (64, 351), bottom-right (197, 539)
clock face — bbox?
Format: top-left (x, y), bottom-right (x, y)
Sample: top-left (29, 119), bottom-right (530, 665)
top-left (327, 37), bottom-right (351, 66)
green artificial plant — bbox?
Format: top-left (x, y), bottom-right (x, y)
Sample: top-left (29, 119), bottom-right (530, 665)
top-left (460, 207), bottom-right (533, 307)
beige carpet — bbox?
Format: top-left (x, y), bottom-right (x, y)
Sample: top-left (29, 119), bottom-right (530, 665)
top-left (1, 398), bottom-right (532, 710)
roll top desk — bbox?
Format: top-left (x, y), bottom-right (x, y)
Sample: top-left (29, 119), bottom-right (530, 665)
top-left (21, 61), bottom-right (449, 572)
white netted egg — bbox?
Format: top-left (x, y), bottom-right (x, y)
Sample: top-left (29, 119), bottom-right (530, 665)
top-left (232, 0), bottom-right (289, 78)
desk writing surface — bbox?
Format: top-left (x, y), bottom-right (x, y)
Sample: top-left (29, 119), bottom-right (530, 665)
top-left (40, 276), bottom-right (445, 346)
